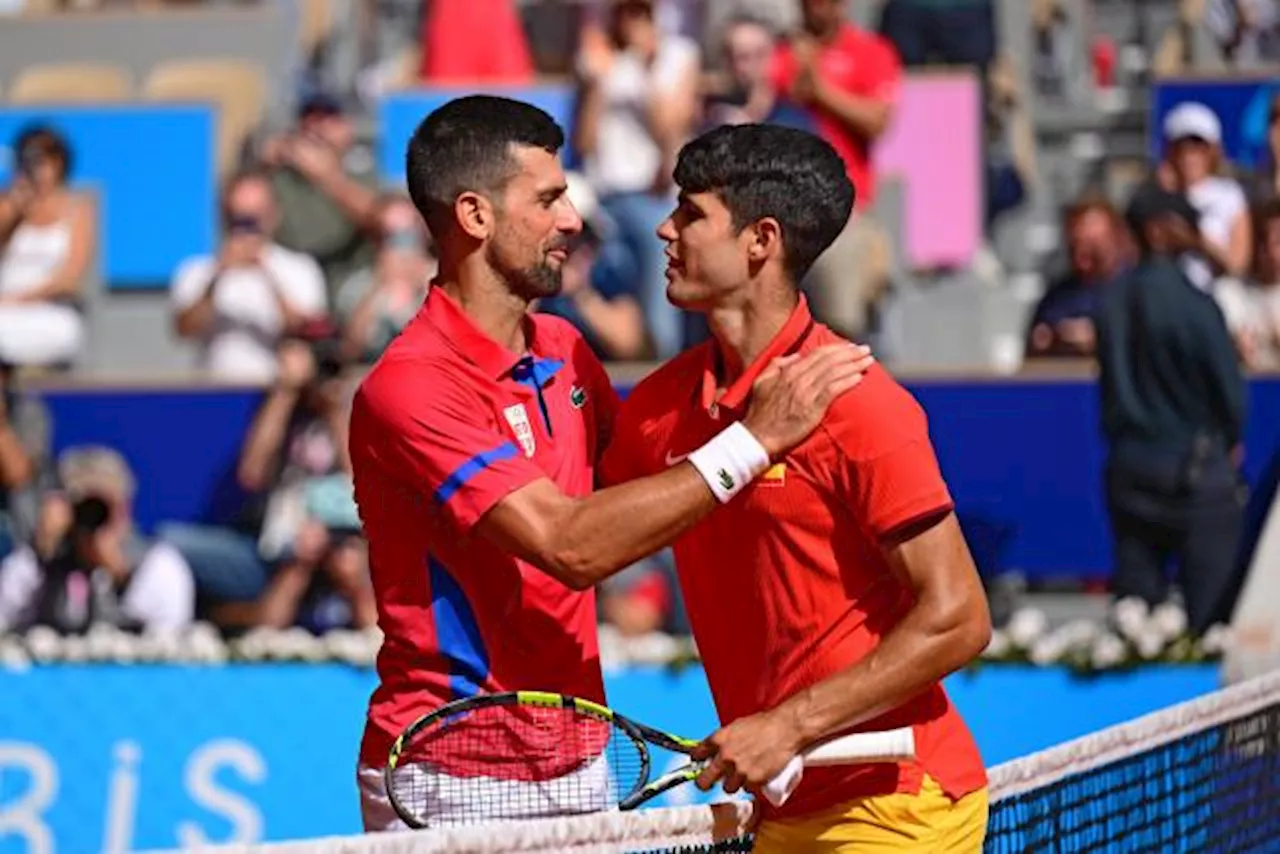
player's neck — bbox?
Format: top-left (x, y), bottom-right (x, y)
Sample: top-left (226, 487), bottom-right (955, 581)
top-left (708, 285), bottom-right (799, 386)
top-left (436, 264), bottom-right (531, 354)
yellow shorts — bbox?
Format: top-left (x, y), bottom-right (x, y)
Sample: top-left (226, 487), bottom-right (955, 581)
top-left (752, 775), bottom-right (989, 853)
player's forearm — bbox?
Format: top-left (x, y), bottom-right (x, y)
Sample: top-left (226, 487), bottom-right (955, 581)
top-left (778, 588), bottom-right (990, 746)
top-left (813, 84), bottom-right (892, 140)
top-left (542, 464), bottom-right (717, 589)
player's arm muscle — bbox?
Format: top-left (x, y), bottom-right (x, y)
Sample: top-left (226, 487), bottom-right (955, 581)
top-left (474, 468), bottom-right (715, 591)
top-left (778, 512), bottom-right (991, 743)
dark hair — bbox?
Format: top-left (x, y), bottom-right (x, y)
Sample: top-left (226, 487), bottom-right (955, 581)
top-left (1257, 197), bottom-right (1280, 228)
top-left (1125, 181), bottom-right (1199, 252)
top-left (673, 123), bottom-right (854, 279)
top-left (405, 95), bottom-right (565, 239)
top-left (14, 124), bottom-right (72, 181)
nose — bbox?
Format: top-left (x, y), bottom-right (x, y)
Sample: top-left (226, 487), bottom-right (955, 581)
top-left (559, 197), bottom-right (584, 236)
top-left (656, 214), bottom-right (676, 243)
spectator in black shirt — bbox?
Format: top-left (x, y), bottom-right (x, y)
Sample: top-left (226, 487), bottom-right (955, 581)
top-left (1096, 184), bottom-right (1248, 634)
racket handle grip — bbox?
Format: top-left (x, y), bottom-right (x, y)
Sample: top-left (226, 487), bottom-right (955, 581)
top-left (760, 727), bottom-right (917, 807)
top-left (762, 757), bottom-right (803, 807)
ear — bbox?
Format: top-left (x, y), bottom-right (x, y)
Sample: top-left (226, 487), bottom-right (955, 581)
top-left (455, 191), bottom-right (495, 241)
top-left (747, 216), bottom-right (784, 265)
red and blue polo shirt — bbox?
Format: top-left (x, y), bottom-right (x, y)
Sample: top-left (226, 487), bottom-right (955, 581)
top-left (349, 287), bottom-right (619, 771)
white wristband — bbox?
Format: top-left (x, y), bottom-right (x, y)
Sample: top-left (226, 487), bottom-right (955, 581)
top-left (687, 421), bottom-right (771, 504)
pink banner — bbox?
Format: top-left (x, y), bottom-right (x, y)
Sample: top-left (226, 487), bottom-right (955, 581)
top-left (874, 72), bottom-right (983, 270)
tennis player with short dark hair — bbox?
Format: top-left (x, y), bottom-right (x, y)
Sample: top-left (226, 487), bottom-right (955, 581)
top-left (346, 96), bottom-right (873, 831)
top-left (599, 123), bottom-right (992, 851)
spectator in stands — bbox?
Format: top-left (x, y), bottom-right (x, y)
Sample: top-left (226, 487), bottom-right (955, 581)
top-left (599, 551), bottom-right (681, 637)
top-left (534, 173), bottom-right (648, 360)
top-left (772, 0), bottom-right (899, 339)
top-left (1205, 0), bottom-right (1280, 67)
top-left (1026, 197), bottom-right (1131, 359)
top-left (574, 0), bottom-right (701, 359)
top-left (1216, 199), bottom-right (1280, 368)
top-left (185, 336), bottom-right (373, 634)
top-left (703, 16), bottom-right (814, 132)
top-left (171, 170), bottom-right (328, 383)
top-left (336, 194), bottom-right (434, 364)
top-left (418, 0), bottom-right (534, 83)
top-left (0, 446), bottom-right (194, 634)
top-left (1158, 102), bottom-right (1252, 286)
top-left (1245, 92), bottom-right (1280, 207)
top-left (0, 126), bottom-right (92, 369)
top-left (877, 0), bottom-right (996, 73)
top-left (262, 93), bottom-right (379, 303)
top-left (0, 365), bottom-right (50, 559)
top-left (248, 336), bottom-right (374, 634)
top-left (1096, 185), bottom-right (1247, 636)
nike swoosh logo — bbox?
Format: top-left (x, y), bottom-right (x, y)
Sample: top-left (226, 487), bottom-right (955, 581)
top-left (665, 450), bottom-right (690, 466)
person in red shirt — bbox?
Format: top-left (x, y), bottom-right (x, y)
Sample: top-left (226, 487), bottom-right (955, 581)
top-left (771, 0), bottom-right (900, 340)
top-left (346, 95), bottom-right (873, 831)
top-left (600, 123), bottom-right (991, 851)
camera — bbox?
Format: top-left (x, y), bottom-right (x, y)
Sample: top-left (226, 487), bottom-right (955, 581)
top-left (70, 495), bottom-right (112, 538)
top-left (227, 214), bottom-right (263, 236)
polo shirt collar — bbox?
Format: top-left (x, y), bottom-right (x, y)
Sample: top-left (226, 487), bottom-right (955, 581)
top-left (700, 294), bottom-right (816, 413)
top-left (425, 285), bottom-right (562, 383)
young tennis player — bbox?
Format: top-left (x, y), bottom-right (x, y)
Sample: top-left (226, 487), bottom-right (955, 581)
top-left (347, 97), bottom-right (873, 831)
top-left (598, 124), bottom-right (993, 851)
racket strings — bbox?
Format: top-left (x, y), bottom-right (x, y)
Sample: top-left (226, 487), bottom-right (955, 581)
top-left (389, 703), bottom-right (648, 828)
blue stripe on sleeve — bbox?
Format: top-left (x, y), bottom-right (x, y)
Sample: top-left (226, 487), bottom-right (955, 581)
top-left (434, 442), bottom-right (519, 504)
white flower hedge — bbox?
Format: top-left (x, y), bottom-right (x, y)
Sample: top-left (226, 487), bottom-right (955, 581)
top-left (0, 599), bottom-right (1232, 674)
top-left (979, 598), bottom-right (1233, 676)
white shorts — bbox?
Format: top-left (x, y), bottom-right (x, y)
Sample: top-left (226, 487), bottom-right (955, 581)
top-left (357, 753), bottom-right (612, 832)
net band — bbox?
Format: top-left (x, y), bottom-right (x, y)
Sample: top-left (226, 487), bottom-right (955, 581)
top-left (988, 667), bottom-right (1280, 801)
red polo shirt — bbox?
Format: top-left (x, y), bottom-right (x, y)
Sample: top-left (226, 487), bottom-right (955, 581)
top-left (599, 296), bottom-right (986, 818)
top-left (772, 24), bottom-right (901, 209)
top-left (349, 287), bottom-right (618, 774)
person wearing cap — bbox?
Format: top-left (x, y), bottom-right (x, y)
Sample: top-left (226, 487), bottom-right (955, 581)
top-left (1095, 183), bottom-right (1247, 636)
top-left (1159, 101), bottom-right (1252, 284)
top-left (261, 93), bottom-right (381, 304)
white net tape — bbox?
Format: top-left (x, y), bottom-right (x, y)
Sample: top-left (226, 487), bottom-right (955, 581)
top-left (139, 802), bottom-right (756, 854)
top-left (986, 666), bottom-right (1280, 800)
top-left (142, 670), bottom-right (1280, 854)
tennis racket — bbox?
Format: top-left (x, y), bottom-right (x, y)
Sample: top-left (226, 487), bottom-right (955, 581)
top-left (384, 690), bottom-right (915, 829)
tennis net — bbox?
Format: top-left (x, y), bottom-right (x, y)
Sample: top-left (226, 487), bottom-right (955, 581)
top-left (154, 669), bottom-right (1280, 854)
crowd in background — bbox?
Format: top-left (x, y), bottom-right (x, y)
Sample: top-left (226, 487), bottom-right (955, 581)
top-left (0, 0), bottom-right (1277, 643)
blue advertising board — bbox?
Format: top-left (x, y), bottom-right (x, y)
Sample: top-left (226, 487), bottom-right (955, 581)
top-left (0, 105), bottom-right (218, 289)
top-left (0, 663), bottom-right (1217, 852)
top-left (38, 376), bottom-right (1280, 581)
top-left (1150, 77), bottom-right (1280, 170)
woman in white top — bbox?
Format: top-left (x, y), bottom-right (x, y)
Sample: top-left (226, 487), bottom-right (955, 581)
top-left (1216, 199), bottom-right (1280, 369)
top-left (573, 0), bottom-right (700, 359)
top-left (0, 126), bottom-right (92, 368)
top-left (1159, 102), bottom-right (1252, 288)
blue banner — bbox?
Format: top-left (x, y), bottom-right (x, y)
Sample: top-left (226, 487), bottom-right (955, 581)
top-left (377, 86), bottom-right (580, 186)
top-left (0, 663), bottom-right (1217, 852)
top-left (1150, 78), bottom-right (1280, 169)
top-left (39, 377), bottom-right (1280, 580)
top-left (0, 106), bottom-right (217, 289)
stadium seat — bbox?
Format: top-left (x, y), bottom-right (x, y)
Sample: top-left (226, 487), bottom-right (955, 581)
top-left (9, 63), bottom-right (133, 104)
top-left (141, 58), bottom-right (266, 176)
